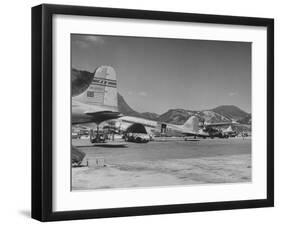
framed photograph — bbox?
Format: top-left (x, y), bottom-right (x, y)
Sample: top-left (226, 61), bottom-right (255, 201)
top-left (32, 4), bottom-right (274, 221)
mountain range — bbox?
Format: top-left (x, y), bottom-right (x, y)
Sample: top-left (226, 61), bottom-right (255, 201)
top-left (118, 93), bottom-right (251, 125)
top-left (71, 68), bottom-right (251, 125)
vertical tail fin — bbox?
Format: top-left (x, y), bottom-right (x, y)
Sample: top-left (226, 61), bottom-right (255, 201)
top-left (73, 65), bottom-right (118, 110)
top-left (182, 116), bottom-right (199, 133)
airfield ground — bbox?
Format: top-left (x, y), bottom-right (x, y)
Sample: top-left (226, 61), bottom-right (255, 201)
top-left (72, 138), bottom-right (251, 190)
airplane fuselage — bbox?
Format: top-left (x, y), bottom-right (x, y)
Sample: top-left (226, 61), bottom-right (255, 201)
top-left (119, 115), bottom-right (204, 137)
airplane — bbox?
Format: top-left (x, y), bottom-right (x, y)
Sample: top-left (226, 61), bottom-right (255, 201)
top-left (198, 119), bottom-right (239, 138)
top-left (221, 125), bottom-right (238, 137)
top-left (118, 115), bottom-right (209, 140)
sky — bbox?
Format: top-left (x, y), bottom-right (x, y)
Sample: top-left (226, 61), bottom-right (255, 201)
top-left (71, 34), bottom-right (251, 114)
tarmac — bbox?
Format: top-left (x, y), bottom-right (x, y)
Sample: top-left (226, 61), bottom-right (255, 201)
top-left (72, 137), bottom-right (251, 190)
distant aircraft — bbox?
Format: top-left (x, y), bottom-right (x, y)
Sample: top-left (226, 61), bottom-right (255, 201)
top-left (221, 125), bottom-right (238, 137)
top-left (198, 120), bottom-right (239, 138)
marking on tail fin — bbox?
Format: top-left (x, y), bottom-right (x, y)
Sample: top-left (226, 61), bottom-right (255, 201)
top-left (72, 65), bottom-right (118, 110)
top-left (92, 78), bottom-right (117, 88)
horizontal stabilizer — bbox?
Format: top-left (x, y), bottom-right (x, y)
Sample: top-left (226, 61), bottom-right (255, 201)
top-left (84, 111), bottom-right (122, 124)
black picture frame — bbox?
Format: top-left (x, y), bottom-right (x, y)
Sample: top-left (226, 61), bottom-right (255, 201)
top-left (32, 4), bottom-right (274, 222)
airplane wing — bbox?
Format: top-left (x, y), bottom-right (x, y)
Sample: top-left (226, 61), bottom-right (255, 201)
top-left (180, 131), bottom-right (202, 136)
top-left (119, 116), bottom-right (158, 128)
top-left (85, 111), bottom-right (122, 122)
top-left (70, 111), bottom-right (123, 125)
top-left (204, 121), bottom-right (238, 128)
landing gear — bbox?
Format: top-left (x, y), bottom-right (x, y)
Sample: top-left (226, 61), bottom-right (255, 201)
top-left (90, 124), bottom-right (106, 143)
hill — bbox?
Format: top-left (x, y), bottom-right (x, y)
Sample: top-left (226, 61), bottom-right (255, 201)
top-left (118, 93), bottom-right (251, 125)
top-left (197, 110), bottom-right (232, 123)
top-left (118, 93), bottom-right (159, 120)
top-left (237, 114), bottom-right (252, 125)
top-left (211, 105), bottom-right (250, 121)
top-left (157, 109), bottom-right (196, 125)
top-left (141, 112), bottom-right (159, 121)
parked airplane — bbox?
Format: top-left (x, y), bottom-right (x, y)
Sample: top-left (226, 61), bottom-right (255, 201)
top-left (119, 115), bottom-right (209, 138)
top-left (221, 125), bottom-right (238, 137)
top-left (199, 119), bottom-right (239, 138)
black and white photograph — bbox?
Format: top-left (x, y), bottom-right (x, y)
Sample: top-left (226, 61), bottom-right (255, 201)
top-left (29, 3), bottom-right (274, 222)
top-left (71, 34), bottom-right (252, 190)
